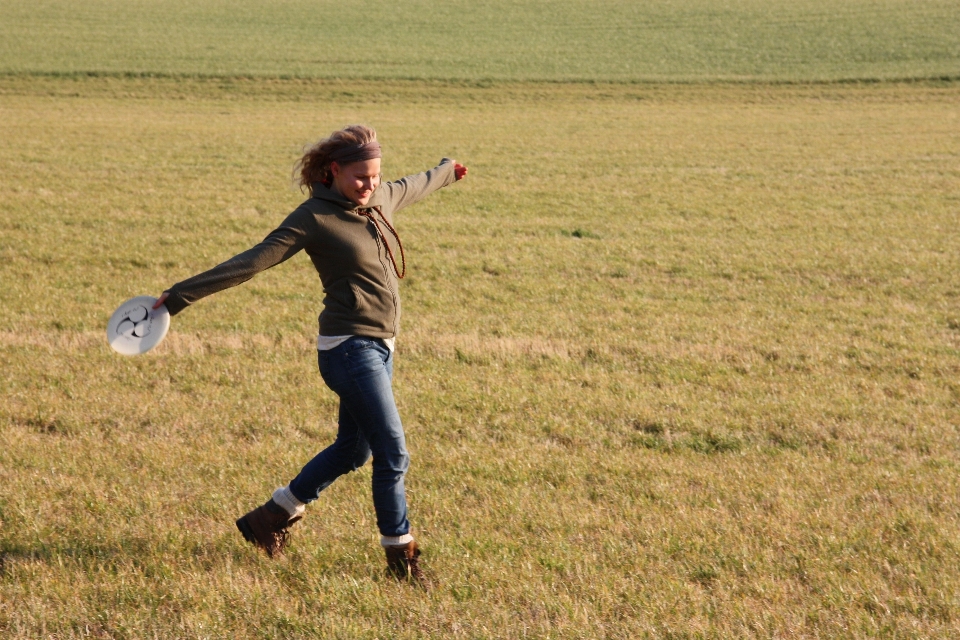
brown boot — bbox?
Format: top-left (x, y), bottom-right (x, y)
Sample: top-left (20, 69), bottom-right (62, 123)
top-left (236, 499), bottom-right (302, 558)
top-left (385, 540), bottom-right (430, 589)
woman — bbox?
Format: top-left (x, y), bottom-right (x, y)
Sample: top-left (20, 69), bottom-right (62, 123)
top-left (154, 124), bottom-right (467, 586)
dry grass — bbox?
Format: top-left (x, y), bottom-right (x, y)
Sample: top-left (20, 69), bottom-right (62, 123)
top-left (1, 76), bottom-right (959, 638)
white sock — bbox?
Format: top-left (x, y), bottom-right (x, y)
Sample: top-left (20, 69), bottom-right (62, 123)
top-left (380, 533), bottom-right (415, 547)
top-left (272, 486), bottom-right (306, 517)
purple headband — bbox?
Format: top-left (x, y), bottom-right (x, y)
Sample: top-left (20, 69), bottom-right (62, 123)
top-left (329, 141), bottom-right (382, 166)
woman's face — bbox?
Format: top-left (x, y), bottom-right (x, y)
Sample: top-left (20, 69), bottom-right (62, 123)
top-left (331, 158), bottom-right (381, 207)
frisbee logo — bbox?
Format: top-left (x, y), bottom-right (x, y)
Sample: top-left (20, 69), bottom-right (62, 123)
top-left (107, 296), bottom-right (170, 355)
top-left (115, 305), bottom-right (152, 339)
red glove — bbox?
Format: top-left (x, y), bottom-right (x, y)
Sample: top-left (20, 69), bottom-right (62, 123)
top-left (454, 163), bottom-right (468, 181)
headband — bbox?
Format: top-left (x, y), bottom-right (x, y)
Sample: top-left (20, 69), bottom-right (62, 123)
top-left (329, 141), bottom-right (382, 166)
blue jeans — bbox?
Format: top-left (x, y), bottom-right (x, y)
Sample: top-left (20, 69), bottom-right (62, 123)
top-left (288, 337), bottom-right (411, 537)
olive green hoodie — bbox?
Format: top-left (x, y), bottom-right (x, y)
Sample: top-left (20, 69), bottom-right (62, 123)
top-left (164, 158), bottom-right (457, 338)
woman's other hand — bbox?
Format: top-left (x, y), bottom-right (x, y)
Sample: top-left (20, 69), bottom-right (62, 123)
top-left (153, 291), bottom-right (170, 309)
top-left (454, 163), bottom-right (468, 180)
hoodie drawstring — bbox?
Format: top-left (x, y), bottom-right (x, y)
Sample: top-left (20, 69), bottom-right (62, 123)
top-left (358, 206), bottom-right (406, 279)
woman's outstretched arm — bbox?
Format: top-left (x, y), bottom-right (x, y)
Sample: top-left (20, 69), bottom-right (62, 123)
top-left (154, 207), bottom-right (317, 315)
top-left (372, 158), bottom-right (467, 215)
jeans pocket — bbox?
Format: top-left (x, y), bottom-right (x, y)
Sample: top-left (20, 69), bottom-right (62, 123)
top-left (342, 336), bottom-right (373, 353)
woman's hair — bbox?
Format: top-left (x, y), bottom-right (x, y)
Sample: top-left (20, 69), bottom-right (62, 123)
top-left (295, 124), bottom-right (378, 194)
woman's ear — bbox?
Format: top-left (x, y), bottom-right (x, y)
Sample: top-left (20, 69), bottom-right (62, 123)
top-left (330, 161), bottom-right (340, 178)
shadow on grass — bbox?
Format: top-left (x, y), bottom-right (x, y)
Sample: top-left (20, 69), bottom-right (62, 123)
top-left (630, 420), bottom-right (745, 454)
top-left (0, 533), bottom-right (253, 578)
top-left (628, 418), bottom-right (839, 454)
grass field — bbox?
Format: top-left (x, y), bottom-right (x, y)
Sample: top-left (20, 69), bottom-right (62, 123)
top-left (1, 75), bottom-right (959, 638)
top-left (1, 0), bottom-right (959, 81)
top-left (2, 0), bottom-right (960, 637)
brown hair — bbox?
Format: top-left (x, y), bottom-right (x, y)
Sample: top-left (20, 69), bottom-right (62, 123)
top-left (295, 124), bottom-right (378, 194)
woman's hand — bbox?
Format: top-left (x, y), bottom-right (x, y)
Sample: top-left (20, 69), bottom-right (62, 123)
top-left (153, 291), bottom-right (170, 309)
top-left (454, 163), bottom-right (468, 180)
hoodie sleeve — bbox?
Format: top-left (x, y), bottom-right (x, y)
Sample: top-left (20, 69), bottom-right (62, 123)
top-left (164, 206), bottom-right (316, 316)
top-left (372, 158), bottom-right (458, 215)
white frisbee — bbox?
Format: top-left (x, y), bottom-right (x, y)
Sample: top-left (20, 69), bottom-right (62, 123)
top-left (106, 296), bottom-right (170, 355)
